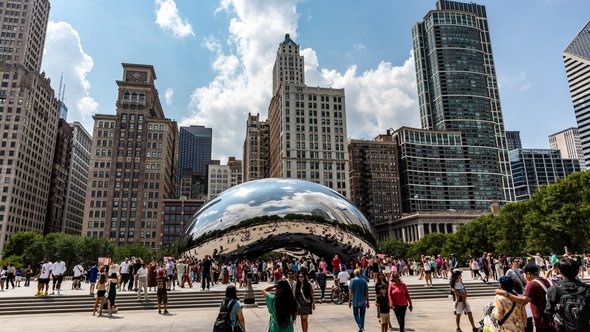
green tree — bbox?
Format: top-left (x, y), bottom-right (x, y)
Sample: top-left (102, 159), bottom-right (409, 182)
top-left (114, 243), bottom-right (154, 263)
top-left (407, 233), bottom-right (450, 258)
top-left (0, 255), bottom-right (24, 268)
top-left (379, 238), bottom-right (410, 258)
top-left (77, 237), bottom-right (114, 266)
top-left (3, 231), bottom-right (43, 257)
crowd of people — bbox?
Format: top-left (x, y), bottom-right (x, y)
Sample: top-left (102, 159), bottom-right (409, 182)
top-left (4, 251), bottom-right (590, 331)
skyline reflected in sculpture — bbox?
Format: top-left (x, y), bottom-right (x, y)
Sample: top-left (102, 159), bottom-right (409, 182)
top-left (180, 179), bottom-right (377, 260)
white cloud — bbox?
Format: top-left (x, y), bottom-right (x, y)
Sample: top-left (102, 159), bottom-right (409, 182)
top-left (182, 0), bottom-right (419, 160)
top-left (499, 71), bottom-right (532, 93)
top-left (164, 88), bottom-right (174, 105)
top-left (155, 0), bottom-right (195, 38)
top-left (42, 21), bottom-right (99, 127)
top-left (353, 43), bottom-right (367, 52)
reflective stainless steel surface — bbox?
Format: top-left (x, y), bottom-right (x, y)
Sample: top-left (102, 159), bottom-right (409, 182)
top-left (180, 178), bottom-right (377, 260)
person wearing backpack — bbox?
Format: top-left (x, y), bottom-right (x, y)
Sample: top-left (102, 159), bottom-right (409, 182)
top-left (213, 285), bottom-right (245, 332)
top-left (545, 257), bottom-right (590, 332)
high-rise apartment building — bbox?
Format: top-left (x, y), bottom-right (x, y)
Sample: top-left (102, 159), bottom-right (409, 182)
top-left (348, 132), bottom-right (402, 240)
top-left (549, 127), bottom-right (585, 170)
top-left (563, 22), bottom-right (590, 169)
top-left (506, 131), bottom-right (522, 151)
top-left (82, 64), bottom-right (178, 249)
top-left (243, 113), bottom-right (269, 182)
top-left (44, 119), bottom-right (73, 234)
top-left (0, 0), bottom-right (61, 255)
top-left (227, 156), bottom-right (243, 188)
top-left (177, 125), bottom-right (212, 199)
top-left (413, 0), bottom-right (515, 207)
top-left (510, 149), bottom-right (580, 201)
top-left (62, 122), bottom-right (92, 235)
top-left (268, 34), bottom-right (350, 198)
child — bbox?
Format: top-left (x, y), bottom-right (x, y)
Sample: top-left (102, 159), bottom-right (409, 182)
top-left (156, 269), bottom-right (169, 314)
top-left (375, 285), bottom-right (391, 332)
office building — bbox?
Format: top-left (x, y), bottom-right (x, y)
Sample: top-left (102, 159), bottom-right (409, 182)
top-left (162, 198), bottom-right (204, 248)
top-left (62, 122), bottom-right (92, 235)
top-left (0, 0), bottom-right (61, 256)
top-left (510, 149), bottom-right (581, 201)
top-left (177, 125), bottom-right (212, 198)
top-left (268, 34), bottom-right (350, 198)
top-left (563, 20), bottom-right (590, 169)
top-left (549, 127), bottom-right (585, 170)
top-left (413, 0), bottom-right (515, 207)
top-left (227, 157), bottom-right (243, 188)
top-left (348, 131), bottom-right (402, 240)
top-left (243, 113), bottom-right (269, 181)
top-left (506, 131), bottom-right (522, 151)
top-left (44, 119), bottom-right (73, 234)
top-left (82, 64), bottom-right (178, 249)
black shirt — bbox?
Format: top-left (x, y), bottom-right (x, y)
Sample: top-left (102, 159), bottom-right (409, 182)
top-left (376, 294), bottom-right (390, 314)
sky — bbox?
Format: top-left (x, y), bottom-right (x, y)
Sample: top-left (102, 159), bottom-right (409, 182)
top-left (43, 0), bottom-right (590, 161)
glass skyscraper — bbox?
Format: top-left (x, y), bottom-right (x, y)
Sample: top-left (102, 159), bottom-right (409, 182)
top-left (412, 0), bottom-right (515, 208)
top-left (563, 21), bottom-right (590, 169)
top-left (177, 125), bottom-right (212, 199)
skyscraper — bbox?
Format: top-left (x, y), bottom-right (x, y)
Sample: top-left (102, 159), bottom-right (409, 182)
top-left (549, 127), bottom-right (585, 170)
top-left (82, 64), bottom-right (178, 249)
top-left (177, 125), bottom-right (212, 199)
top-left (44, 119), bottom-right (73, 234)
top-left (63, 122), bottom-right (92, 234)
top-left (506, 131), bottom-right (522, 151)
top-left (207, 157), bottom-right (243, 200)
top-left (563, 21), bottom-right (590, 169)
top-left (412, 0), bottom-right (515, 207)
top-left (268, 34), bottom-right (350, 198)
top-left (243, 113), bottom-right (269, 182)
top-left (0, 0), bottom-right (60, 256)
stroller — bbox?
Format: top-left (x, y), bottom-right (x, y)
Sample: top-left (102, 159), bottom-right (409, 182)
top-left (476, 302), bottom-right (497, 332)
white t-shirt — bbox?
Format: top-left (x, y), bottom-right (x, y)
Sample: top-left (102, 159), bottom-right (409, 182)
top-left (73, 264), bottom-right (84, 277)
top-left (53, 261), bottom-right (66, 275)
top-left (120, 262), bottom-right (130, 274)
top-left (137, 267), bottom-right (148, 280)
top-left (338, 270), bottom-right (349, 284)
top-left (39, 262), bottom-right (53, 279)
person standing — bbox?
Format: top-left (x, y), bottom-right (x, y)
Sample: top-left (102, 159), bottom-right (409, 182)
top-left (148, 257), bottom-right (157, 291)
top-left (136, 262), bottom-right (149, 302)
top-left (166, 258), bottom-right (176, 291)
top-left (88, 264), bottom-right (99, 295)
top-left (349, 269), bottom-right (370, 332)
top-left (51, 258), bottom-right (66, 295)
top-left (202, 255), bottom-right (212, 291)
top-left (295, 271), bottom-right (315, 332)
top-left (92, 274), bottom-right (107, 317)
top-left (156, 269), bottom-right (169, 314)
top-left (119, 258), bottom-right (131, 291)
top-left (15, 266), bottom-right (22, 287)
top-left (262, 280), bottom-right (297, 332)
top-left (35, 257), bottom-right (52, 296)
top-left (72, 262), bottom-right (84, 290)
top-left (106, 273), bottom-right (118, 317)
top-left (450, 269), bottom-right (478, 332)
top-left (332, 255), bottom-right (341, 280)
top-left (222, 285), bottom-right (246, 332)
top-left (375, 285), bottom-right (391, 332)
top-left (388, 272), bottom-right (413, 332)
top-left (24, 265), bottom-right (32, 287)
top-left (492, 276), bottom-right (527, 332)
top-left (316, 269), bottom-right (327, 303)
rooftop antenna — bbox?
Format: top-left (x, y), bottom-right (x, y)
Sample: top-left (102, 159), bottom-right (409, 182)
top-left (57, 72), bottom-right (63, 101)
top-left (62, 84), bottom-right (66, 104)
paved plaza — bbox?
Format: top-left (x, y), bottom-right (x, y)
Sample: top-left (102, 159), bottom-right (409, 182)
top-left (0, 273), bottom-right (501, 331)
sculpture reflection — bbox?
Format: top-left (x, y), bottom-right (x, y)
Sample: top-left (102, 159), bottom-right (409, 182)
top-left (180, 179), bottom-right (377, 260)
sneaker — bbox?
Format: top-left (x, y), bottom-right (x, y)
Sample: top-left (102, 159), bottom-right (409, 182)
top-left (158, 310), bottom-right (162, 314)
top-left (163, 310), bottom-right (169, 314)
top-left (42, 292), bottom-right (48, 296)
top-left (34, 291), bottom-right (40, 296)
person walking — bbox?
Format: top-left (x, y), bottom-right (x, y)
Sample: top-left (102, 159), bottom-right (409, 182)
top-left (450, 269), bottom-right (478, 332)
top-left (263, 280), bottom-right (297, 332)
top-left (375, 285), bottom-right (391, 332)
top-left (316, 269), bottom-right (327, 303)
top-left (295, 271), bottom-right (315, 332)
top-left (388, 272), bottom-right (413, 332)
top-left (349, 269), bottom-right (370, 332)
top-left (221, 285), bottom-right (246, 332)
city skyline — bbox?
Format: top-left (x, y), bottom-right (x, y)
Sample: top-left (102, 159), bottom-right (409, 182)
top-left (42, 0), bottom-right (590, 161)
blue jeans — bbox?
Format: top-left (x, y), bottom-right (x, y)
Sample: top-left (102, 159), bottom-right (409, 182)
top-left (353, 306), bottom-right (366, 331)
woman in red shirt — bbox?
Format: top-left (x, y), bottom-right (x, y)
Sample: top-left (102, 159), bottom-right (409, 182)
top-left (388, 272), bottom-right (413, 332)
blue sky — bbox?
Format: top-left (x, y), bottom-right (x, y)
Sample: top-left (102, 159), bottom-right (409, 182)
top-left (43, 0), bottom-right (590, 161)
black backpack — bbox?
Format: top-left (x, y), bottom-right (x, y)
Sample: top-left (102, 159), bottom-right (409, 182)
top-left (213, 299), bottom-right (237, 332)
top-left (553, 282), bottom-right (590, 331)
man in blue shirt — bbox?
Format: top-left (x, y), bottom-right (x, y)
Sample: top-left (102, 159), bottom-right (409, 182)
top-left (348, 269), bottom-right (370, 332)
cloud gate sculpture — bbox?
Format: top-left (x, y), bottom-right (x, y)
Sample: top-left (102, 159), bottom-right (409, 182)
top-left (180, 179), bottom-right (377, 261)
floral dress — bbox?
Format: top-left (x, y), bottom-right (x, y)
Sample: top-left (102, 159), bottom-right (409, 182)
top-left (491, 294), bottom-right (527, 332)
